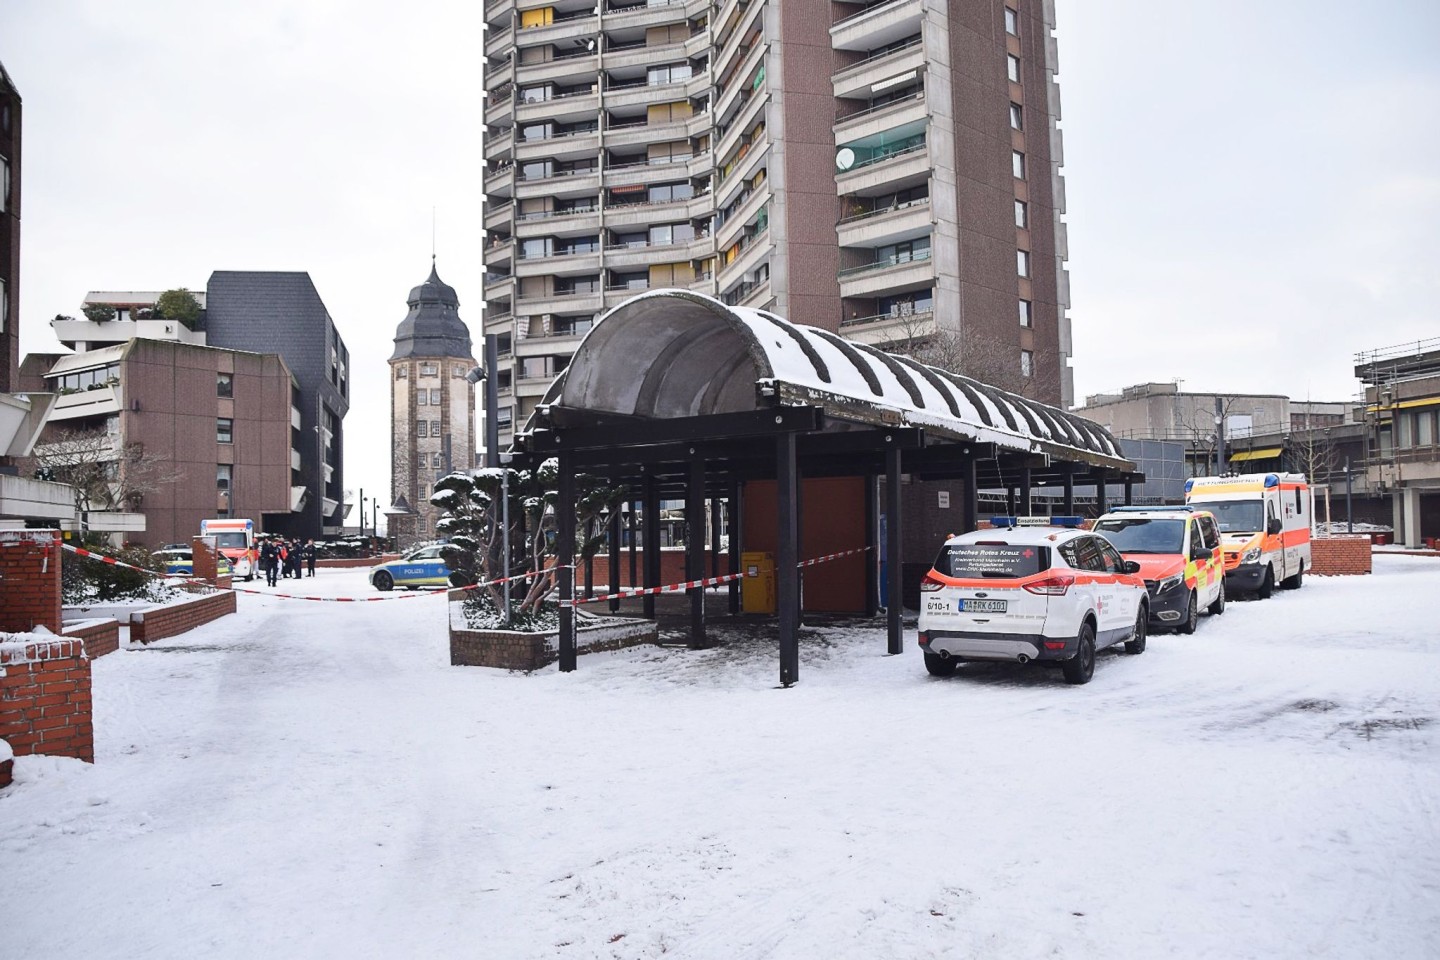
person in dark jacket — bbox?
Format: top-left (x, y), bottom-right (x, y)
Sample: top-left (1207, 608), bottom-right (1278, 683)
top-left (286, 539), bottom-right (303, 580)
top-left (303, 539), bottom-right (317, 577)
top-left (259, 539), bottom-right (280, 587)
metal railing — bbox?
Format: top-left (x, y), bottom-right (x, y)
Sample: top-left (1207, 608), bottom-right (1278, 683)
top-left (838, 247), bottom-right (932, 277)
top-left (1354, 336), bottom-right (1440, 365)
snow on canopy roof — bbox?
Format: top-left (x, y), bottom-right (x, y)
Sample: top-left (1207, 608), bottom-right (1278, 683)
top-left (526, 290), bottom-right (1129, 467)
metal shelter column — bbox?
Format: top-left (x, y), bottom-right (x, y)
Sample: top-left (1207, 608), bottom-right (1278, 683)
top-left (1020, 467), bottom-right (1033, 516)
top-left (583, 518), bottom-right (594, 599)
top-left (727, 480), bottom-right (742, 615)
top-left (864, 473), bottom-right (879, 618)
top-left (1124, 478), bottom-right (1134, 506)
top-left (642, 475), bottom-right (660, 620)
top-left (886, 440), bottom-right (903, 656)
top-left (686, 455), bottom-right (707, 648)
top-left (557, 454), bottom-right (577, 673)
top-left (628, 500), bottom-right (638, 590)
top-left (607, 507), bottom-right (622, 613)
top-left (776, 432), bottom-right (799, 687)
top-left (709, 497), bottom-right (721, 582)
top-left (1063, 464), bottom-right (1075, 515)
top-left (1095, 470), bottom-right (1109, 516)
top-left (963, 454), bottom-right (979, 533)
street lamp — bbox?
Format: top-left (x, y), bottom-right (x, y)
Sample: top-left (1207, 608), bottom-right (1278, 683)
top-left (500, 451), bottom-right (512, 626)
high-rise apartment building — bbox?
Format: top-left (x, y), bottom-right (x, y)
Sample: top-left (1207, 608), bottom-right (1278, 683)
top-left (481, 0), bottom-right (1071, 449)
top-left (1, 59), bottom-right (21, 394)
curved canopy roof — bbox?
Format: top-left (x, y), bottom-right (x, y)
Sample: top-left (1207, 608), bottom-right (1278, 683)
top-left (390, 261), bottom-right (473, 362)
top-left (526, 290), bottom-right (1129, 469)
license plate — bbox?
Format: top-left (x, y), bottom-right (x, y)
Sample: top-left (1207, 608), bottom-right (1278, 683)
top-left (959, 598), bottom-right (1007, 613)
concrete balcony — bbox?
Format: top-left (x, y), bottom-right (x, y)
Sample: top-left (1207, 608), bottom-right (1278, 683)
top-left (833, 91), bottom-right (927, 144)
top-left (714, 0), bottom-right (764, 72)
top-left (485, 238), bottom-right (516, 268)
top-left (602, 113), bottom-right (708, 149)
top-left (603, 285), bottom-right (654, 309)
top-left (485, 165), bottom-right (515, 198)
top-left (602, 237), bottom-right (708, 270)
top-left (715, 40), bottom-right (766, 124)
top-left (484, 200), bottom-right (514, 232)
top-left (602, 75), bottom-right (703, 112)
top-left (514, 374), bottom-right (558, 400)
top-left (715, 134), bottom-right (769, 208)
top-left (484, 93), bottom-right (513, 128)
top-left (603, 40), bottom-right (685, 72)
top-left (715, 183), bottom-right (770, 250)
top-left (715, 87), bottom-right (769, 169)
top-left (513, 127), bottom-right (601, 162)
top-left (836, 197), bottom-right (932, 248)
top-left (50, 318), bottom-right (204, 352)
top-left (717, 228), bottom-right (772, 285)
top-left (0, 474), bottom-right (74, 522)
top-left (485, 57), bottom-right (514, 92)
top-left (515, 88), bottom-right (601, 124)
top-left (739, 277), bottom-right (774, 310)
top-left (516, 14), bottom-right (599, 47)
top-left (485, 23), bottom-right (516, 59)
top-left (840, 307), bottom-right (936, 347)
top-left (484, 0), bottom-right (515, 23)
top-left (515, 249), bottom-right (602, 277)
top-left (602, 156), bottom-right (690, 189)
top-left (830, 0), bottom-right (924, 52)
top-left (835, 141), bottom-right (929, 195)
top-left (514, 169), bottom-right (602, 200)
top-left (47, 386), bottom-right (122, 423)
top-left (290, 406), bottom-right (302, 430)
top-left (599, 194), bottom-right (709, 228)
top-left (514, 208), bottom-right (602, 237)
top-left (832, 38), bottom-right (925, 100)
top-left (838, 249), bottom-right (934, 299)
top-left (488, 127), bottom-right (515, 161)
top-left (291, 448), bottom-right (302, 471)
top-left (514, 329), bottom-right (586, 357)
top-left (514, 52), bottom-right (599, 87)
top-left (485, 275), bottom-right (517, 305)
top-left (516, 289), bottom-right (605, 316)
top-left (602, 0), bottom-right (706, 31)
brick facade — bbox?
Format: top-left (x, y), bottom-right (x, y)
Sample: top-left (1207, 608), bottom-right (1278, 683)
top-left (131, 590), bottom-right (237, 645)
top-left (0, 530), bottom-right (62, 633)
top-left (1311, 536), bottom-right (1373, 577)
top-left (63, 618), bottom-right (120, 658)
top-left (0, 636), bottom-right (94, 764)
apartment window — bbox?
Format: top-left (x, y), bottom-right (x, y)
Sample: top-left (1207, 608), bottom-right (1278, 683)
top-left (1017, 249), bottom-right (1031, 277)
top-left (419, 483), bottom-right (429, 501)
top-left (217, 463), bottom-right (232, 492)
top-left (417, 420), bottom-right (428, 438)
top-left (396, 365), bottom-right (408, 379)
top-left (1007, 54), bottom-right (1021, 83)
top-left (420, 362), bottom-right (438, 377)
top-left (452, 364), bottom-right (467, 378)
top-left (647, 63), bottom-right (693, 86)
top-left (417, 391), bottom-right (428, 406)
top-left (1009, 103), bottom-right (1023, 130)
top-left (431, 420), bottom-right (441, 436)
top-left (1012, 151), bottom-right (1025, 179)
top-left (1005, 7), bottom-right (1018, 36)
top-left (497, 406), bottom-right (514, 429)
top-left (1014, 199), bottom-right (1028, 228)
top-left (1019, 298), bottom-right (1033, 327)
top-left (217, 373), bottom-right (233, 398)
top-left (432, 452), bottom-right (444, 469)
top-left (217, 418), bottom-right (233, 444)
top-left (430, 389), bottom-right (442, 404)
top-left (1021, 349), bottom-right (1034, 378)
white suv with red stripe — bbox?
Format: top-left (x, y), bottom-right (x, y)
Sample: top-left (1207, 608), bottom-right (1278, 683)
top-left (918, 523), bottom-right (1150, 684)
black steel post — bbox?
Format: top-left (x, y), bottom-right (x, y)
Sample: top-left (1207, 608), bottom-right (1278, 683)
top-left (864, 473), bottom-right (879, 618)
top-left (777, 432), bottom-right (799, 687)
top-left (963, 454), bottom-right (979, 533)
top-left (1124, 478), bottom-right (1134, 506)
top-left (643, 475), bottom-right (660, 620)
top-left (687, 455), bottom-right (707, 648)
top-left (628, 500), bottom-right (638, 588)
top-left (583, 518), bottom-right (595, 599)
top-left (608, 507), bottom-right (621, 613)
top-left (709, 496), bottom-right (721, 582)
top-left (1095, 470), bottom-right (1109, 516)
top-left (557, 453), bottom-right (577, 672)
top-left (886, 441), bottom-right (904, 655)
top-left (1063, 464), bottom-right (1075, 515)
top-left (1006, 487), bottom-right (1016, 516)
top-left (1020, 467), bottom-right (1033, 516)
top-left (1345, 457), bottom-right (1354, 533)
top-left (727, 480), bottom-right (742, 615)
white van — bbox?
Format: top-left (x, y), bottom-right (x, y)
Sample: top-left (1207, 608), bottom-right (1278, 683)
top-left (1184, 473), bottom-right (1312, 598)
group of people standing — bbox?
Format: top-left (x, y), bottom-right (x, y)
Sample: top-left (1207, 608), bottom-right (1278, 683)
top-left (257, 537), bottom-right (316, 587)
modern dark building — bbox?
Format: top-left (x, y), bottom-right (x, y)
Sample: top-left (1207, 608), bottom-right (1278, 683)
top-left (482, 0), bottom-right (1073, 451)
top-left (205, 271), bottom-right (351, 537)
top-left (1, 59), bottom-right (21, 394)
top-left (388, 262), bottom-right (476, 547)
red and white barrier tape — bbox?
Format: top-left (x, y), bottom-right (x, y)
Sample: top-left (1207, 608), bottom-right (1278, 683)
top-left (797, 545), bottom-right (872, 568)
top-left (572, 571), bottom-right (745, 606)
top-left (64, 544), bottom-right (221, 592)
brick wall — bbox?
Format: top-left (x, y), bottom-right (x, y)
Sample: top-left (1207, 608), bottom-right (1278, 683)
top-left (0, 636), bottom-right (94, 764)
top-left (63, 618), bottom-right (120, 658)
top-left (131, 590), bottom-right (237, 645)
top-left (585, 549), bottom-right (720, 591)
top-left (448, 590), bottom-right (658, 670)
top-left (1311, 536), bottom-right (1373, 576)
top-left (0, 530), bottom-right (62, 633)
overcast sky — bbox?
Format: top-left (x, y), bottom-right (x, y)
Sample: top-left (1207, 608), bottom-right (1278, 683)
top-left (3, 0), bottom-right (1437, 510)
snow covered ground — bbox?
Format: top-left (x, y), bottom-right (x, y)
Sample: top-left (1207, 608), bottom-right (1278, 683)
top-left (5, 555), bottom-right (1438, 959)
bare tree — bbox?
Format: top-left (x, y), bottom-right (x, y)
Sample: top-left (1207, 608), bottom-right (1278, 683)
top-left (31, 426), bottom-right (183, 515)
top-left (884, 323), bottom-right (1058, 400)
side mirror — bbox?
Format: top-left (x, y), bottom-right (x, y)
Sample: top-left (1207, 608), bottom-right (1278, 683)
top-left (1267, 518), bottom-right (1282, 535)
top-left (1194, 547), bottom-right (1212, 560)
top-left (1122, 560), bottom-right (1141, 575)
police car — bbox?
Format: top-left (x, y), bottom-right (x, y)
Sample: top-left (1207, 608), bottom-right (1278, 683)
top-left (918, 517), bottom-right (1149, 684)
top-left (369, 544), bottom-right (450, 591)
top-left (1093, 506), bottom-right (1225, 633)
top-left (153, 548), bottom-right (233, 578)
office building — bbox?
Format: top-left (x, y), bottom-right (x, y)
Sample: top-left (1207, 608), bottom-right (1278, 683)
top-left (1356, 338), bottom-right (1440, 546)
top-left (389, 262), bottom-right (477, 545)
top-left (481, 0), bottom-right (1072, 448)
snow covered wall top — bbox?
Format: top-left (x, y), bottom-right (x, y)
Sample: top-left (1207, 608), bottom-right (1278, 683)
top-left (526, 290), bottom-right (1128, 468)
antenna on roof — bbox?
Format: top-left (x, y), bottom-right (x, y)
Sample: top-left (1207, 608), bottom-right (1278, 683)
top-left (431, 206), bottom-right (437, 263)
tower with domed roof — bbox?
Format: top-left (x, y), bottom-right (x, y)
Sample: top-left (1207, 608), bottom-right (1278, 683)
top-left (389, 260), bottom-right (475, 545)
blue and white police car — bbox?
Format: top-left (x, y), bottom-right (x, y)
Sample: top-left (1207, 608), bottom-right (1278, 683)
top-left (369, 544), bottom-right (451, 591)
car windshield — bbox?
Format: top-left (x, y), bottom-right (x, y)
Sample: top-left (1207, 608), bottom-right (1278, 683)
top-left (1092, 518), bottom-right (1185, 554)
top-left (1187, 500), bottom-right (1263, 533)
top-left (407, 548), bottom-right (438, 561)
top-left (933, 543), bottom-right (1049, 579)
top-left (213, 532), bottom-right (249, 549)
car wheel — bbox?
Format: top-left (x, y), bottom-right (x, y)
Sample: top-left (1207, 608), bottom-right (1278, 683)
top-left (1178, 591), bottom-right (1199, 635)
top-left (1208, 579), bottom-right (1226, 616)
top-left (1282, 565), bottom-right (1304, 590)
top-left (1257, 566), bottom-right (1275, 600)
top-left (374, 571), bottom-right (393, 592)
top-left (1124, 609), bottom-right (1147, 655)
top-left (924, 652), bottom-right (958, 677)
top-left (1062, 622), bottom-right (1096, 685)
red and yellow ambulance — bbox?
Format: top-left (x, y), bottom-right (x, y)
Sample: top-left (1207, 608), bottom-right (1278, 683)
top-left (1183, 473), bottom-right (1312, 599)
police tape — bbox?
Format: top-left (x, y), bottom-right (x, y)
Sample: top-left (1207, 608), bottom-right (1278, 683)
top-left (568, 545), bottom-right (873, 606)
top-left (63, 544), bottom-right (221, 592)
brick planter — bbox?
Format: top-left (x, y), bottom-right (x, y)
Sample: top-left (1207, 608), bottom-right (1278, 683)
top-left (448, 590), bottom-right (658, 671)
top-left (0, 636), bottom-right (94, 764)
top-left (1311, 536), bottom-right (1373, 576)
top-left (131, 590), bottom-right (237, 645)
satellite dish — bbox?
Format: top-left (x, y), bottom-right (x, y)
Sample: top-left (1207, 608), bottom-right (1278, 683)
top-left (836, 147), bottom-right (856, 171)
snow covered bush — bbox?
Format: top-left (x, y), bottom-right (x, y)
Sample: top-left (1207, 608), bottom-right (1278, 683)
top-left (430, 461), bottom-right (622, 632)
top-left (62, 541), bottom-right (179, 604)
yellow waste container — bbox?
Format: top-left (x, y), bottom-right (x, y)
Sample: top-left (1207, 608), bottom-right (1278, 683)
top-left (741, 551), bottom-right (776, 614)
